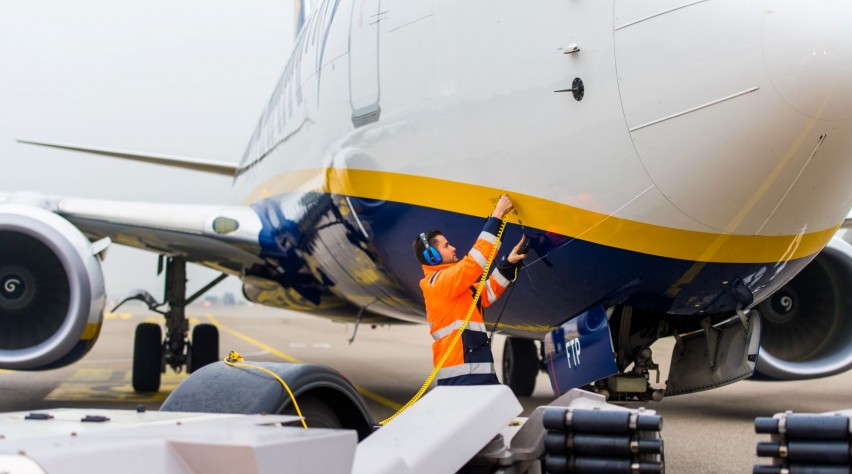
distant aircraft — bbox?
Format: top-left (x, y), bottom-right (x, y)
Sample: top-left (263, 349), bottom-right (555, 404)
top-left (2, 0), bottom-right (852, 401)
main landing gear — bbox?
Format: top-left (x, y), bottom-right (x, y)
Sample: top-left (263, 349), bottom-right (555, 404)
top-left (502, 337), bottom-right (543, 396)
top-left (114, 257), bottom-right (224, 392)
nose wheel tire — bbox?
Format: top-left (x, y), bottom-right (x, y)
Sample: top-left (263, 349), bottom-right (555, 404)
top-left (188, 323), bottom-right (220, 373)
top-left (132, 323), bottom-right (163, 392)
top-left (503, 337), bottom-right (539, 396)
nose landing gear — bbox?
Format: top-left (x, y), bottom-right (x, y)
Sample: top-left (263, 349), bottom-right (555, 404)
top-left (587, 307), bottom-right (666, 402)
top-left (592, 345), bottom-right (665, 403)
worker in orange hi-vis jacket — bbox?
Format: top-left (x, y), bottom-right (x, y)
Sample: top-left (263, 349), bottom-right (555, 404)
top-left (412, 195), bottom-right (528, 386)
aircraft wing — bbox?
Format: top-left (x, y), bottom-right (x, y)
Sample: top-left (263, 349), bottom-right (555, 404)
top-left (0, 192), bottom-right (264, 274)
top-left (0, 189), bottom-right (391, 376)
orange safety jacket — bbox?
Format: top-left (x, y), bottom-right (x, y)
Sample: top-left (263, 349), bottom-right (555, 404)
top-left (419, 217), bottom-right (516, 384)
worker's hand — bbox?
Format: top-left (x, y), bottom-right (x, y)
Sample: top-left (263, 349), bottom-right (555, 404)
top-left (492, 195), bottom-right (514, 220)
top-left (507, 236), bottom-right (528, 264)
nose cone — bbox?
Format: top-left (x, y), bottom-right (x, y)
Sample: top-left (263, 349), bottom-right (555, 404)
top-left (764, 1), bottom-right (852, 121)
top-left (614, 1), bottom-right (852, 241)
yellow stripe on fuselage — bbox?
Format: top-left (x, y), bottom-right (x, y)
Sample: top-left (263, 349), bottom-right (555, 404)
top-left (245, 168), bottom-right (838, 264)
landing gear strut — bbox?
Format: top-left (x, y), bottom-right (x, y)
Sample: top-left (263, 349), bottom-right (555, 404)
top-left (590, 306), bottom-right (665, 402)
top-left (116, 257), bottom-right (225, 392)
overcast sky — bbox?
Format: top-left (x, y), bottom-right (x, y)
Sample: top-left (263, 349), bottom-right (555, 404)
top-left (0, 1), bottom-right (296, 302)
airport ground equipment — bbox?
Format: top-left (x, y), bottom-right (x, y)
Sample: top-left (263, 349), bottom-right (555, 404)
top-left (753, 409), bottom-right (852, 474)
top-left (0, 363), bottom-right (664, 474)
top-left (0, 386), bottom-right (664, 474)
top-left (168, 358), bottom-right (668, 473)
top-left (543, 408), bottom-right (663, 474)
top-left (0, 409), bottom-right (355, 474)
top-left (160, 360), bottom-right (376, 440)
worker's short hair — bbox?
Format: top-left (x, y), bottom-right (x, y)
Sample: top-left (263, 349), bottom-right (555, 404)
top-left (413, 230), bottom-right (443, 265)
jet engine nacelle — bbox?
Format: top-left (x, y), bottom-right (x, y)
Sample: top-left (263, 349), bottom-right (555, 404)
top-left (754, 235), bottom-right (852, 380)
top-left (0, 204), bottom-right (106, 370)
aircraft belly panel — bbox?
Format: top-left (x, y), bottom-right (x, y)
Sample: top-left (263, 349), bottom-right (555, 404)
top-left (285, 198), bottom-right (817, 338)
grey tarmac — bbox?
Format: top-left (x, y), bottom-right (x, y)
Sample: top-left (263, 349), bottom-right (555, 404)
top-left (1, 304), bottom-right (850, 473)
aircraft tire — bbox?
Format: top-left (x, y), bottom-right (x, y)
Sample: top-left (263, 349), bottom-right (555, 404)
top-left (132, 322), bottom-right (162, 392)
top-left (283, 393), bottom-right (343, 429)
top-left (161, 362), bottom-right (375, 440)
top-left (188, 323), bottom-right (219, 373)
top-left (503, 337), bottom-right (538, 396)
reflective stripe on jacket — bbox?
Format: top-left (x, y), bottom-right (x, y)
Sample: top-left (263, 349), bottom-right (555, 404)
top-left (419, 217), bottom-right (511, 376)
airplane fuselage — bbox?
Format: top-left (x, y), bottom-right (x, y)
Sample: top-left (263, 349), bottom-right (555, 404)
top-left (228, 0), bottom-right (852, 339)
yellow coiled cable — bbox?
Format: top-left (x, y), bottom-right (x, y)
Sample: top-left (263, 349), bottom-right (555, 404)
top-left (224, 351), bottom-right (308, 429)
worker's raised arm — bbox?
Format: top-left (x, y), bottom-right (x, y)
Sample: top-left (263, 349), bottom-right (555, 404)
top-left (429, 216), bottom-right (504, 297)
top-left (423, 195), bottom-right (514, 297)
top-left (481, 236), bottom-right (527, 307)
top-left (491, 195), bottom-right (513, 220)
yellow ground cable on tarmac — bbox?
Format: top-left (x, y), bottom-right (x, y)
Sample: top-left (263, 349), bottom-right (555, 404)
top-left (379, 216), bottom-right (508, 425)
top-left (223, 351), bottom-right (309, 429)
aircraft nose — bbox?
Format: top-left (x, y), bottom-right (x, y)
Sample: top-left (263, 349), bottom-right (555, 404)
top-left (614, 1), bottom-right (852, 239)
top-left (764, 1), bottom-right (852, 121)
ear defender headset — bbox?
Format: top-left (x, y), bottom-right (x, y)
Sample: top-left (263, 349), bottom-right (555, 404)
top-left (420, 232), bottom-right (443, 265)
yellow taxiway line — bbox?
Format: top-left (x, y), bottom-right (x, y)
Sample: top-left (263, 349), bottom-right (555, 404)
top-left (204, 313), bottom-right (402, 411)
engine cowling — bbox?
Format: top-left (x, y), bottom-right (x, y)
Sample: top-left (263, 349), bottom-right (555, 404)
top-left (754, 235), bottom-right (852, 380)
top-left (0, 204), bottom-right (106, 370)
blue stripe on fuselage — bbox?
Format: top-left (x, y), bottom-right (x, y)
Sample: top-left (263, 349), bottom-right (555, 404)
top-left (250, 192), bottom-right (812, 338)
